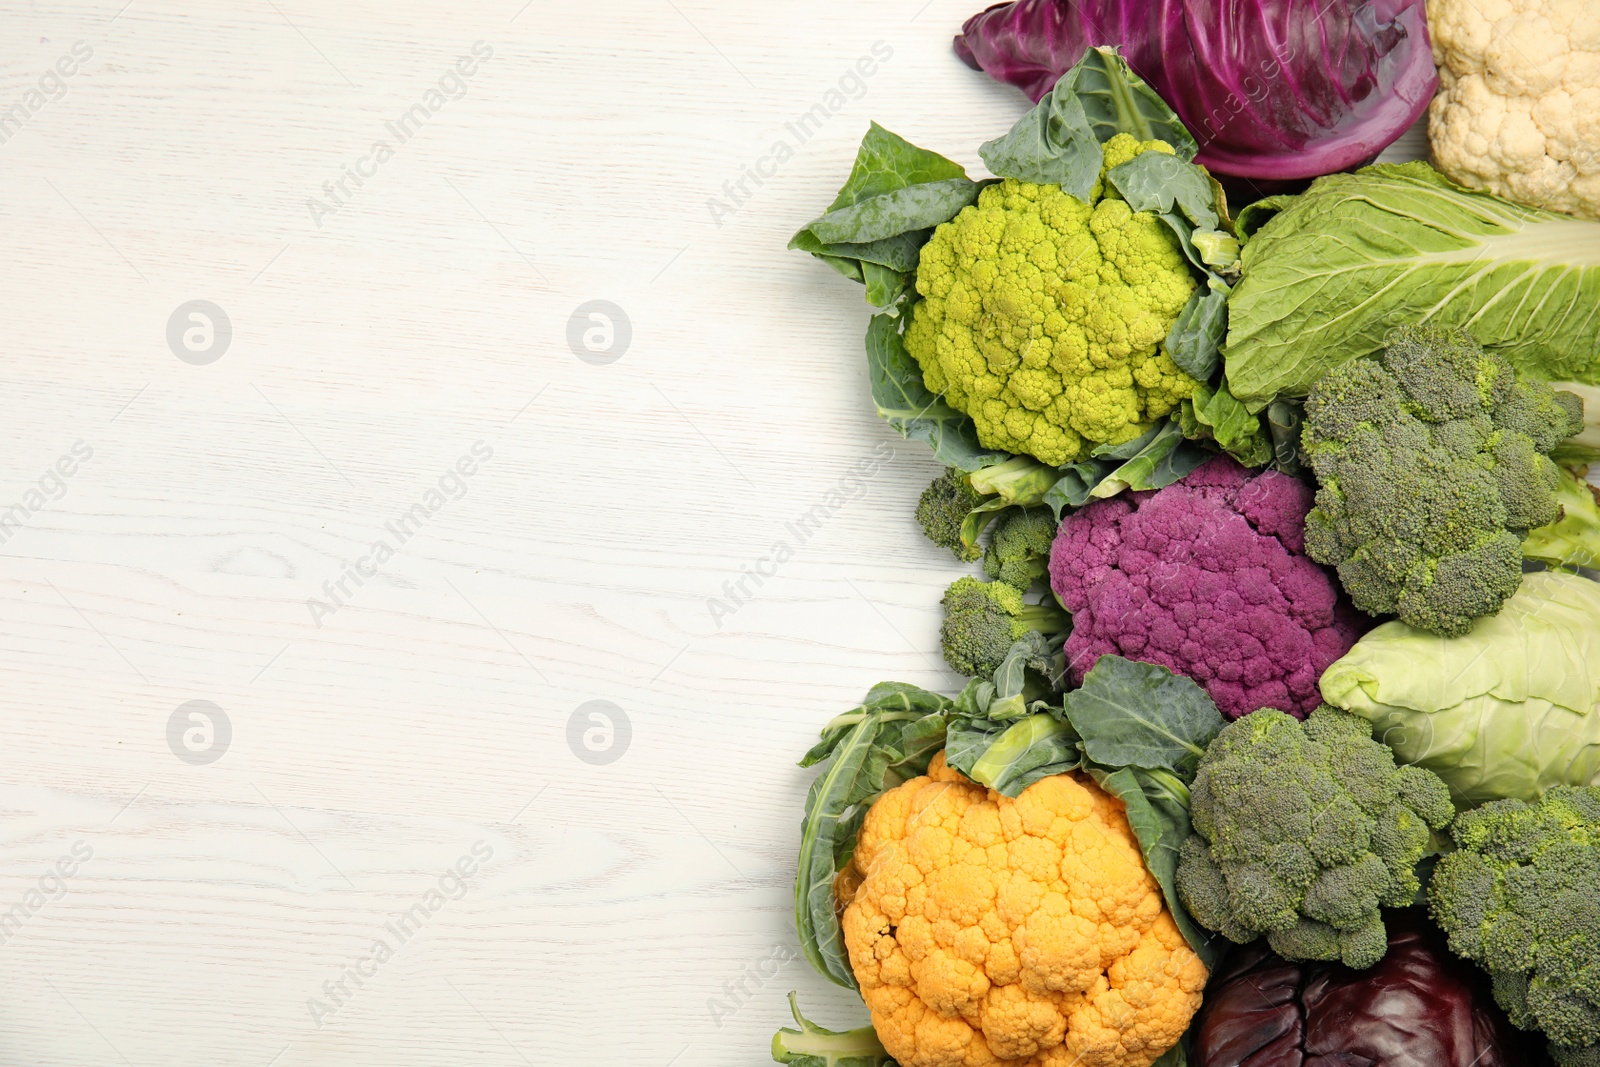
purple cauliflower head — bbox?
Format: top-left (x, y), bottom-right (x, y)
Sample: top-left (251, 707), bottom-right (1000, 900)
top-left (1048, 455), bottom-right (1363, 720)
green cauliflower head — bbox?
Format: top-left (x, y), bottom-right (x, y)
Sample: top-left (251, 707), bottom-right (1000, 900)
top-left (1175, 705), bottom-right (1455, 970)
top-left (903, 134), bottom-right (1201, 467)
top-left (1301, 324), bottom-right (1585, 637)
top-left (1429, 786), bottom-right (1600, 1067)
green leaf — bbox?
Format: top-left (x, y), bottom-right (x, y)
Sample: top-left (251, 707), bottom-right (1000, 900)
top-left (956, 455), bottom-right (1062, 548)
top-left (978, 47), bottom-right (1194, 197)
top-left (1164, 281), bottom-right (1230, 381)
top-left (944, 639), bottom-right (1079, 795)
top-left (789, 227), bottom-right (931, 274)
top-left (1183, 379), bottom-right (1272, 468)
top-left (790, 123), bottom-right (981, 311)
top-left (1043, 459), bottom-right (1118, 518)
top-left (862, 262), bottom-right (911, 310)
top-left (1090, 423), bottom-right (1165, 461)
top-left (1234, 194), bottom-right (1298, 242)
top-left (1087, 765), bottom-right (1221, 970)
top-left (807, 179), bottom-right (986, 245)
top-left (772, 993), bottom-right (896, 1067)
top-left (965, 454), bottom-right (1059, 502)
top-left (794, 687), bottom-right (951, 987)
top-left (1070, 47), bottom-right (1197, 160)
top-left (865, 314), bottom-right (1008, 471)
top-left (800, 683), bottom-right (947, 768)
top-left (1087, 420), bottom-right (1211, 500)
top-left (1064, 655), bottom-right (1225, 777)
top-left (1224, 162), bottom-right (1600, 408)
top-left (1523, 466), bottom-right (1600, 570)
top-left (955, 713), bottom-right (1081, 796)
top-left (824, 122), bottom-right (970, 206)
top-left (1265, 399), bottom-right (1305, 474)
top-left (1041, 422), bottom-right (1210, 518)
top-left (979, 71), bottom-right (1102, 198)
top-left (1105, 151), bottom-right (1218, 231)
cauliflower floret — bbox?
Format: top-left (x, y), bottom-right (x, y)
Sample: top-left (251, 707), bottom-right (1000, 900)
top-left (904, 135), bottom-right (1201, 466)
top-left (1428, 0), bottom-right (1600, 219)
top-left (841, 753), bottom-right (1206, 1067)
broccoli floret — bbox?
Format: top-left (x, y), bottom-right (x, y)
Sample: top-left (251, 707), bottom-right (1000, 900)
top-left (1175, 705), bottom-right (1455, 969)
top-left (983, 507), bottom-right (1058, 591)
top-left (1430, 785), bottom-right (1600, 1067)
top-left (1302, 324), bottom-right (1585, 637)
top-left (916, 468), bottom-right (987, 562)
top-left (939, 575), bottom-right (1069, 678)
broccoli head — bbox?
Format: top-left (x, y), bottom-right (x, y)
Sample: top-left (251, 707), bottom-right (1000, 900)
top-left (1302, 324), bottom-right (1585, 637)
top-left (939, 575), bottom-right (1069, 678)
top-left (1176, 705), bottom-right (1455, 970)
top-left (1429, 786), bottom-right (1600, 1067)
top-left (915, 468), bottom-right (986, 562)
top-left (903, 134), bottom-right (1201, 467)
top-left (983, 506), bottom-right (1058, 590)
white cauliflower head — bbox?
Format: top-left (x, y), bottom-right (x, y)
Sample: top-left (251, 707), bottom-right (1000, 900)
top-left (1428, 0), bottom-right (1600, 219)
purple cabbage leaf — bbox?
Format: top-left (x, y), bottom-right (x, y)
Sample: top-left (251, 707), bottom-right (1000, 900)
top-left (954, 0), bottom-right (1437, 181)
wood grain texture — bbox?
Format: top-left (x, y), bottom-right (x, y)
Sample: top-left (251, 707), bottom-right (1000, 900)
top-left (0, 3), bottom-right (1581, 1065)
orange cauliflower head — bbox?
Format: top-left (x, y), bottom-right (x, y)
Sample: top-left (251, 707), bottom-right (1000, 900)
top-left (839, 753), bottom-right (1205, 1067)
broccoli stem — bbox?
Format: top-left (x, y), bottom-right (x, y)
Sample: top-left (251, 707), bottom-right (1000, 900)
top-left (1020, 601), bottom-right (1071, 634)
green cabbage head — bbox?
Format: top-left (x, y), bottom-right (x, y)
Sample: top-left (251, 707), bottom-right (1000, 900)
top-left (1320, 570), bottom-right (1600, 806)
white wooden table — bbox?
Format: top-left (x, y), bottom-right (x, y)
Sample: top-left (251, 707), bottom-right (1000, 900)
top-left (0, 2), bottom-right (1566, 1064)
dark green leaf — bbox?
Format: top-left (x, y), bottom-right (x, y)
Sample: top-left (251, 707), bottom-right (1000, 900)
top-left (772, 992), bottom-right (896, 1067)
top-left (1088, 420), bottom-right (1211, 499)
top-left (1183, 378), bottom-right (1271, 468)
top-left (1234, 193), bottom-right (1299, 242)
top-left (1088, 765), bottom-right (1221, 969)
top-left (1105, 152), bottom-right (1218, 231)
top-left (825, 122), bottom-right (970, 206)
top-left (865, 314), bottom-right (1008, 471)
top-left (1043, 460), bottom-right (1117, 518)
top-left (1165, 281), bottom-right (1230, 381)
top-left (1044, 421), bottom-right (1210, 517)
top-left (1267, 398), bottom-right (1306, 475)
top-left (978, 75), bottom-right (1102, 198)
top-left (800, 683), bottom-right (947, 767)
top-left (1065, 655), bottom-right (1225, 777)
top-left (796, 717), bottom-right (881, 987)
top-left (788, 227), bottom-right (930, 274)
top-left (1090, 423), bottom-right (1165, 461)
top-left (794, 688), bottom-right (951, 987)
top-left (953, 713), bottom-right (1081, 796)
top-left (790, 123), bottom-right (980, 311)
top-left (807, 179), bottom-right (986, 245)
top-left (1069, 47), bottom-right (1197, 160)
top-left (862, 262), bottom-right (911, 310)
